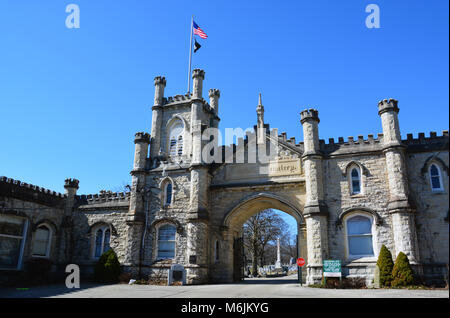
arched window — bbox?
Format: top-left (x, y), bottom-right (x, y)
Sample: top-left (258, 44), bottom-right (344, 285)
top-left (157, 224), bottom-right (176, 259)
top-left (93, 226), bottom-right (111, 258)
top-left (164, 182), bottom-right (173, 206)
top-left (346, 215), bottom-right (374, 258)
top-left (32, 224), bottom-right (52, 257)
top-left (350, 167), bottom-right (361, 195)
top-left (429, 164), bottom-right (444, 191)
top-left (168, 121), bottom-right (184, 158)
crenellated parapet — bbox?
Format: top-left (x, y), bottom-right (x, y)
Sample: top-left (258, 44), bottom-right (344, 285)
top-left (154, 76), bottom-right (166, 86)
top-left (377, 98), bottom-right (399, 116)
top-left (192, 68), bottom-right (205, 80)
top-left (403, 130), bottom-right (449, 152)
top-left (0, 176), bottom-right (66, 207)
top-left (134, 132), bottom-right (151, 144)
top-left (78, 191), bottom-right (131, 203)
top-left (64, 178), bottom-right (79, 189)
top-left (319, 134), bottom-right (385, 156)
top-left (300, 109), bottom-right (320, 124)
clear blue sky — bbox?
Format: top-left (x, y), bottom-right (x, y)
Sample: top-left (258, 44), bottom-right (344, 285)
top-left (0, 0), bottom-right (448, 200)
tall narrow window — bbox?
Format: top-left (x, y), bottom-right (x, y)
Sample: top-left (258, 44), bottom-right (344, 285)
top-left (94, 226), bottom-right (111, 258)
top-left (177, 135), bottom-right (183, 156)
top-left (165, 182), bottom-right (172, 206)
top-left (168, 121), bottom-right (184, 158)
top-left (350, 167), bottom-right (361, 195)
top-left (346, 215), bottom-right (374, 258)
top-left (158, 224), bottom-right (176, 259)
top-left (429, 164), bottom-right (443, 191)
top-left (0, 215), bottom-right (28, 270)
top-left (32, 224), bottom-right (51, 257)
top-left (169, 138), bottom-right (177, 157)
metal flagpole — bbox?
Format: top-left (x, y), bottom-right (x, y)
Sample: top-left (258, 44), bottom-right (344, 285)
top-left (187, 15), bottom-right (194, 94)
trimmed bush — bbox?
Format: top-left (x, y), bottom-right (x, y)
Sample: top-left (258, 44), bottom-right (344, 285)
top-left (391, 252), bottom-right (415, 287)
top-left (376, 245), bottom-right (394, 287)
top-left (94, 249), bottom-right (121, 283)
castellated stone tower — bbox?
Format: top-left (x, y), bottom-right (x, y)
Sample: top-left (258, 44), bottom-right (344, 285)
top-left (300, 108), bottom-right (329, 284)
top-left (143, 69), bottom-right (220, 284)
top-left (150, 76), bottom-right (166, 159)
top-left (378, 99), bottom-right (419, 264)
top-left (208, 88), bottom-right (220, 129)
top-left (125, 132), bottom-right (150, 271)
top-left (129, 132), bottom-right (150, 218)
top-left (61, 178), bottom-right (79, 263)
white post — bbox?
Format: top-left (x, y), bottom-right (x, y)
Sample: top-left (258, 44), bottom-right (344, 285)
top-left (275, 237), bottom-right (282, 269)
top-left (187, 16), bottom-right (194, 94)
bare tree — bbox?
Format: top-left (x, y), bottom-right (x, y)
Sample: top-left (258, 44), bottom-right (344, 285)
top-left (243, 209), bottom-right (289, 275)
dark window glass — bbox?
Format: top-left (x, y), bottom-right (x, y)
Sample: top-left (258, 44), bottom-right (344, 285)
top-left (165, 183), bottom-right (172, 205)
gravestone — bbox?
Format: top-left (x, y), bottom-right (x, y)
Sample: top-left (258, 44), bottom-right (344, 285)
top-left (168, 264), bottom-right (186, 286)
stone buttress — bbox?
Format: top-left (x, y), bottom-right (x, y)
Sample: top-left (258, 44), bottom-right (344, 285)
top-left (378, 99), bottom-right (420, 266)
top-left (300, 109), bottom-right (329, 285)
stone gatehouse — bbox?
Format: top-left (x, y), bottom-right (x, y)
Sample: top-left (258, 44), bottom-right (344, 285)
top-left (1, 69), bottom-right (448, 286)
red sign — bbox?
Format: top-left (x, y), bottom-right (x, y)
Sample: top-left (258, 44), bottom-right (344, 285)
top-left (297, 258), bottom-right (305, 267)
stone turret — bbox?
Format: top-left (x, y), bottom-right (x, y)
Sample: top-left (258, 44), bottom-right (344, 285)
top-left (300, 109), bottom-right (320, 156)
top-left (191, 69), bottom-right (206, 165)
top-left (150, 76), bottom-right (166, 159)
top-left (192, 69), bottom-right (205, 100)
top-left (209, 89), bottom-right (220, 114)
top-left (133, 132), bottom-right (150, 171)
top-left (187, 69), bottom-right (210, 284)
top-left (378, 99), bottom-right (402, 148)
top-left (62, 178), bottom-right (79, 263)
top-left (153, 76), bottom-right (166, 106)
top-left (300, 108), bottom-right (328, 285)
top-left (129, 132), bottom-right (150, 217)
top-left (378, 98), bottom-right (419, 264)
top-left (64, 178), bottom-right (79, 210)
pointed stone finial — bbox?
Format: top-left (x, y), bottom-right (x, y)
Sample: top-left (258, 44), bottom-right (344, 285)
top-left (257, 94), bottom-right (264, 126)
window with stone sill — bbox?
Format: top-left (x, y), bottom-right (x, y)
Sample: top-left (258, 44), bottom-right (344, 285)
top-left (31, 224), bottom-right (52, 258)
top-left (157, 224), bottom-right (176, 260)
top-left (0, 214), bottom-right (28, 270)
top-left (348, 165), bottom-right (363, 196)
top-left (345, 214), bottom-right (374, 259)
top-left (163, 182), bottom-right (173, 207)
top-left (429, 163), bottom-right (444, 192)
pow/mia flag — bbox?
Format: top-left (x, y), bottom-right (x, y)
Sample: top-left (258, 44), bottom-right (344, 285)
top-left (194, 38), bottom-right (201, 53)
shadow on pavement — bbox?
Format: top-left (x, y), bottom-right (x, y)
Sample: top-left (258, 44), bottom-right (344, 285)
top-left (239, 277), bottom-right (299, 285)
top-left (0, 282), bottom-right (111, 298)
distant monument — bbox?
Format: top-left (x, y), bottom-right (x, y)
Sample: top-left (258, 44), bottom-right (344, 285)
top-left (275, 238), bottom-right (282, 268)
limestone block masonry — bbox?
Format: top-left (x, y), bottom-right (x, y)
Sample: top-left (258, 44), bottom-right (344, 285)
top-left (0, 71), bottom-right (448, 287)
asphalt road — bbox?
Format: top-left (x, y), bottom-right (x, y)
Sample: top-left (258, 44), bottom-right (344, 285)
top-left (1, 275), bottom-right (448, 298)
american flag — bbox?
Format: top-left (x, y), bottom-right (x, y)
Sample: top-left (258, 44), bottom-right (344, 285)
top-left (193, 21), bottom-right (207, 39)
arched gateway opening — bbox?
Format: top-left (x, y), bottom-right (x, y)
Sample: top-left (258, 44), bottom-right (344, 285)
top-left (219, 193), bottom-right (307, 284)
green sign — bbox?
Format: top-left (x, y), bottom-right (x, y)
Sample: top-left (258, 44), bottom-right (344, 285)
top-left (323, 260), bottom-right (341, 277)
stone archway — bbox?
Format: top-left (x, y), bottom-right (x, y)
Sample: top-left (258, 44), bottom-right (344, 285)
top-left (218, 192), bottom-right (307, 283)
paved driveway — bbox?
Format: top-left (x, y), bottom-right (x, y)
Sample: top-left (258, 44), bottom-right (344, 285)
top-left (1, 275), bottom-right (448, 298)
